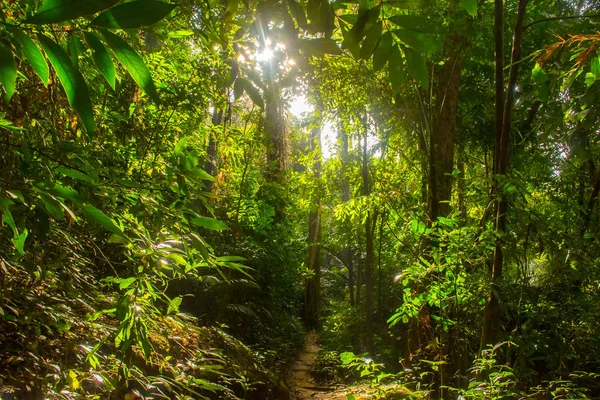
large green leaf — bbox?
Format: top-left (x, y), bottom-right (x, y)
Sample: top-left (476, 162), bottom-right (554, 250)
top-left (388, 15), bottom-right (444, 33)
top-left (190, 216), bottom-right (228, 231)
top-left (10, 29), bottom-right (49, 86)
top-left (299, 38), bottom-right (342, 56)
top-left (360, 21), bottom-right (382, 60)
top-left (460, 0), bottom-right (478, 17)
top-left (386, 0), bottom-right (432, 9)
top-left (373, 31), bottom-right (393, 71)
top-left (287, 0), bottom-right (307, 30)
top-left (393, 29), bottom-right (440, 54)
top-left (25, 0), bottom-right (118, 24)
top-left (37, 34), bottom-right (95, 136)
top-left (84, 32), bottom-right (116, 89)
top-left (0, 43), bottom-right (17, 104)
top-left (237, 78), bottom-right (263, 109)
top-left (389, 45), bottom-right (404, 94)
top-left (92, 1), bottom-right (177, 29)
top-left (404, 46), bottom-right (428, 88)
top-left (100, 30), bottom-right (159, 103)
top-left (75, 203), bottom-right (127, 238)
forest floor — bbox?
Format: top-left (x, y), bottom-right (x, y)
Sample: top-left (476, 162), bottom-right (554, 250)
top-left (289, 331), bottom-right (349, 399)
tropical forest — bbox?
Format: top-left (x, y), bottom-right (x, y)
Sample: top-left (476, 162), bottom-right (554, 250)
top-left (1, 0), bottom-right (600, 398)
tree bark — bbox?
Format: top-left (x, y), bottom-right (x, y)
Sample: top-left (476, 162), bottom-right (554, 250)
top-left (481, 0), bottom-right (528, 350)
top-left (429, 0), bottom-right (464, 220)
top-left (362, 117), bottom-right (374, 354)
top-left (304, 101), bottom-right (323, 328)
top-left (339, 120), bottom-right (355, 307)
top-left (265, 82), bottom-right (289, 180)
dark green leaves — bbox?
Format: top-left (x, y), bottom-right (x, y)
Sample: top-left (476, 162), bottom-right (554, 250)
top-left (388, 15), bottom-right (444, 34)
top-left (84, 33), bottom-right (116, 89)
top-left (37, 34), bottom-right (95, 136)
top-left (393, 29), bottom-right (440, 55)
top-left (234, 78), bottom-right (263, 109)
top-left (25, 0), bottom-right (118, 24)
top-left (0, 43), bottom-right (17, 104)
top-left (360, 21), bottom-right (382, 60)
top-left (10, 29), bottom-right (50, 86)
top-left (373, 31), bottom-right (393, 71)
top-left (288, 0), bottom-right (307, 30)
top-left (404, 46), bottom-right (428, 88)
top-left (299, 38), bottom-right (342, 56)
top-left (92, 1), bottom-right (177, 29)
top-left (389, 45), bottom-right (404, 94)
top-left (101, 30), bottom-right (159, 103)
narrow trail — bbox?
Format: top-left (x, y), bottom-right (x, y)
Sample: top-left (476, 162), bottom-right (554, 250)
top-left (289, 332), bottom-right (351, 400)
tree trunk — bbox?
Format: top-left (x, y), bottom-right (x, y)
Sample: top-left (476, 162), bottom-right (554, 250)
top-left (304, 101), bottom-right (323, 328)
top-left (362, 119), bottom-right (374, 354)
top-left (265, 83), bottom-right (288, 180)
top-left (204, 102), bottom-right (223, 192)
top-left (481, 0), bottom-right (527, 350)
top-left (428, 0), bottom-right (463, 220)
top-left (339, 120), bottom-right (355, 307)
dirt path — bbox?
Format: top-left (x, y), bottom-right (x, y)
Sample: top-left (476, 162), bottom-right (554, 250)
top-left (289, 332), bottom-right (351, 400)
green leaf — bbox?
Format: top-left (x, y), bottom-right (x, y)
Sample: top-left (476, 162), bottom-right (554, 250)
top-left (393, 29), bottom-right (440, 54)
top-left (92, 1), bottom-right (177, 29)
top-left (405, 46), bottom-right (429, 88)
top-left (217, 256), bottom-right (246, 262)
top-left (0, 43), bottom-right (17, 105)
top-left (460, 0), bottom-right (477, 17)
top-left (75, 203), bottom-right (127, 238)
top-left (13, 229), bottom-right (28, 255)
top-left (119, 277), bottom-right (136, 289)
top-left (240, 79), bottom-right (263, 109)
top-left (37, 34), bottom-right (95, 136)
top-left (591, 56), bottom-right (600, 77)
top-left (299, 38), bottom-right (342, 56)
top-left (360, 21), bottom-right (382, 60)
top-left (46, 183), bottom-right (80, 202)
top-left (167, 30), bottom-right (195, 38)
top-left (388, 15), bottom-right (444, 33)
top-left (585, 72), bottom-right (595, 88)
top-left (531, 63), bottom-right (548, 83)
top-left (190, 216), bottom-right (228, 231)
top-left (389, 45), bottom-right (404, 94)
top-left (0, 197), bottom-right (16, 231)
top-left (288, 0), bottom-right (308, 30)
top-left (39, 192), bottom-right (65, 220)
top-left (84, 32), bottom-right (116, 90)
top-left (167, 296), bottom-right (183, 314)
top-left (100, 30), bottom-right (159, 103)
top-left (9, 29), bottom-right (49, 86)
top-left (25, 0), bottom-right (118, 24)
top-left (386, 0), bottom-right (432, 8)
top-left (373, 31), bottom-right (393, 71)
top-left (234, 78), bottom-right (244, 100)
top-left (55, 166), bottom-right (91, 182)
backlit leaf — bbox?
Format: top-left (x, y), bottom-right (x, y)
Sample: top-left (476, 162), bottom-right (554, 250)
top-left (460, 0), bottom-right (478, 17)
top-left (25, 0), bottom-right (118, 24)
top-left (37, 34), bottom-right (95, 136)
top-left (405, 46), bottom-right (428, 88)
top-left (360, 21), bottom-right (382, 60)
top-left (190, 216), bottom-right (228, 231)
top-left (84, 32), bottom-right (116, 90)
top-left (389, 45), bottom-right (404, 94)
top-left (75, 203), bottom-right (127, 238)
top-left (373, 31), bottom-right (393, 71)
top-left (9, 29), bottom-right (49, 86)
top-left (92, 1), bottom-right (177, 29)
top-left (101, 30), bottom-right (159, 103)
top-left (0, 43), bottom-right (17, 104)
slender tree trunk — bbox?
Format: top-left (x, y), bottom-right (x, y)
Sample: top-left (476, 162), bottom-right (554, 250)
top-left (339, 120), bottom-right (355, 307)
top-left (204, 99), bottom-right (223, 192)
top-left (481, 0), bottom-right (528, 350)
top-left (362, 118), bottom-right (374, 354)
top-left (304, 101), bottom-right (323, 328)
top-left (429, 0), bottom-right (463, 220)
top-left (265, 82), bottom-right (289, 180)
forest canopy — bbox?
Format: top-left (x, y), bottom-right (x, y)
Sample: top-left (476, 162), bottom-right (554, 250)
top-left (1, 0), bottom-right (600, 398)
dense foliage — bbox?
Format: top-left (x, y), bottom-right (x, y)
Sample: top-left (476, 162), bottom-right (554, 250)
top-left (1, 0), bottom-right (600, 399)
